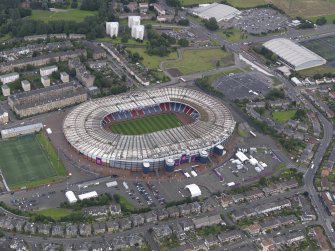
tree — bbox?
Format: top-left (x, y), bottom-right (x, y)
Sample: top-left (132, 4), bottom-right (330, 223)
top-left (221, 45), bottom-right (226, 51)
top-left (178, 19), bottom-right (189, 26)
top-left (315, 16), bottom-right (327, 26)
top-left (178, 38), bottom-right (189, 47)
top-left (166, 0), bottom-right (180, 7)
top-left (71, 1), bottom-right (78, 8)
top-left (204, 17), bottom-right (218, 31)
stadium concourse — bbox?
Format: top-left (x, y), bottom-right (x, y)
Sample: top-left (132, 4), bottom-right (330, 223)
top-left (63, 87), bottom-right (235, 172)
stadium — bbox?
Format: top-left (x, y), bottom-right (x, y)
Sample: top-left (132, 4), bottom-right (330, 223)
top-left (63, 87), bottom-right (235, 172)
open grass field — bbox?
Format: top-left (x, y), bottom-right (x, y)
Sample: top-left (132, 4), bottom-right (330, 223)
top-left (301, 36), bottom-right (335, 62)
top-left (126, 47), bottom-right (178, 70)
top-left (272, 110), bottom-right (297, 123)
top-left (298, 65), bottom-right (335, 76)
top-left (165, 48), bottom-right (234, 75)
top-left (29, 9), bottom-right (96, 22)
top-left (111, 113), bottom-right (182, 135)
top-left (227, 0), bottom-right (267, 8)
top-left (0, 135), bottom-right (61, 190)
top-left (217, 28), bottom-right (247, 42)
top-left (35, 208), bottom-right (73, 220)
top-left (267, 0), bottom-right (335, 18)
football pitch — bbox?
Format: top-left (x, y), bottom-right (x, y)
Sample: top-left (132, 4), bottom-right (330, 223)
top-left (110, 113), bottom-right (182, 135)
top-left (0, 136), bottom-right (58, 190)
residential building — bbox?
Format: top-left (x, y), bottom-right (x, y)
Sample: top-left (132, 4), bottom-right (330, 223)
top-left (79, 223), bottom-right (92, 237)
top-left (8, 82), bottom-right (87, 118)
top-left (0, 108), bottom-right (9, 124)
top-left (139, 3), bottom-right (148, 13)
top-left (21, 80), bottom-right (31, 92)
top-left (152, 3), bottom-right (166, 15)
top-left (128, 16), bottom-right (141, 28)
top-left (217, 230), bottom-right (242, 243)
top-left (152, 225), bottom-right (172, 240)
top-left (106, 220), bottom-right (119, 232)
top-left (131, 25), bottom-right (145, 40)
top-left (93, 222), bottom-right (106, 235)
top-left (0, 72), bottom-right (19, 84)
top-left (40, 65), bottom-right (58, 77)
top-left (106, 22), bottom-right (119, 37)
top-left (1, 85), bottom-right (10, 97)
top-left (41, 76), bottom-right (50, 87)
top-left (60, 72), bottom-right (69, 83)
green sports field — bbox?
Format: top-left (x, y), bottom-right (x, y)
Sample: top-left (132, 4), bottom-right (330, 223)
top-left (0, 136), bottom-right (60, 189)
top-left (111, 113), bottom-right (182, 135)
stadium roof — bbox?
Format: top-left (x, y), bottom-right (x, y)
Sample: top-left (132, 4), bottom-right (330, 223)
top-left (185, 184), bottom-right (201, 198)
top-left (192, 3), bottom-right (241, 22)
top-left (263, 38), bottom-right (326, 71)
top-left (63, 87), bottom-right (235, 163)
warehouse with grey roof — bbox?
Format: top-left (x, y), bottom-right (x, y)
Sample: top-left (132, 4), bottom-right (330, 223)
top-left (263, 38), bottom-right (326, 71)
top-left (192, 3), bottom-right (241, 22)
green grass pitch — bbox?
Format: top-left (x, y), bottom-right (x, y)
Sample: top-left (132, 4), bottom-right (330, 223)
top-left (110, 113), bottom-right (182, 135)
top-left (0, 136), bottom-right (59, 190)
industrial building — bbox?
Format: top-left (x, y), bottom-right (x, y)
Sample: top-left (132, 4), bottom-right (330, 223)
top-left (78, 191), bottom-right (98, 201)
top-left (0, 108), bottom-right (9, 125)
top-left (192, 3), bottom-right (241, 22)
top-left (1, 85), bottom-right (10, 97)
top-left (40, 65), bottom-right (58, 77)
top-left (185, 184), bottom-right (202, 198)
top-left (21, 80), bottom-right (31, 92)
top-left (1, 123), bottom-right (43, 139)
top-left (131, 25), bottom-right (145, 40)
top-left (63, 87), bottom-right (235, 171)
top-left (65, 191), bottom-right (78, 204)
top-left (0, 72), bottom-right (19, 84)
top-left (8, 82), bottom-right (87, 118)
top-left (263, 38), bottom-right (327, 71)
top-left (128, 16), bottom-right (141, 28)
top-left (106, 22), bottom-right (119, 37)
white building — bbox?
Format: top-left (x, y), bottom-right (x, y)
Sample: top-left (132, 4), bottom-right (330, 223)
top-left (0, 109), bottom-right (9, 125)
top-left (41, 76), bottom-right (50, 87)
top-left (152, 3), bottom-right (166, 15)
top-left (1, 123), bottom-right (43, 139)
top-left (263, 38), bottom-right (326, 71)
top-left (21, 80), bottom-right (31, 92)
top-left (40, 65), bottom-right (58, 77)
top-left (192, 3), bottom-right (241, 22)
top-left (106, 22), bottom-right (119, 37)
top-left (65, 191), bottom-right (78, 204)
top-left (0, 72), bottom-right (19, 84)
top-left (78, 191), bottom-right (98, 201)
top-left (184, 184), bottom-right (202, 198)
top-left (131, 25), bottom-right (145, 40)
top-left (60, 72), bottom-right (69, 83)
top-left (1, 85), bottom-right (10, 97)
top-left (128, 16), bottom-right (141, 28)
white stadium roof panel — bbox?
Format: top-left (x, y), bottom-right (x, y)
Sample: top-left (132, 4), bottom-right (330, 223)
top-left (263, 38), bottom-right (326, 71)
top-left (63, 87), bottom-right (235, 165)
top-left (192, 3), bottom-right (241, 22)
